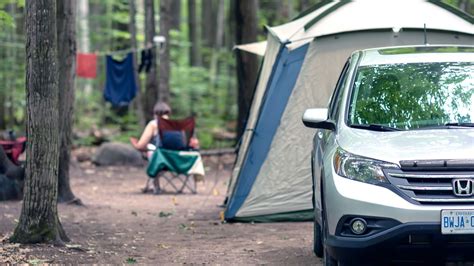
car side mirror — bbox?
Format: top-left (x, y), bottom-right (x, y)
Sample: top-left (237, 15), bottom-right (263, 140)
top-left (302, 108), bottom-right (335, 130)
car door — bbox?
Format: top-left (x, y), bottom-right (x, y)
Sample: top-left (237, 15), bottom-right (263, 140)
top-left (313, 59), bottom-right (350, 223)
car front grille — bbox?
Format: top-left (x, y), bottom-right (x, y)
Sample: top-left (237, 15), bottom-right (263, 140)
top-left (384, 169), bottom-right (474, 204)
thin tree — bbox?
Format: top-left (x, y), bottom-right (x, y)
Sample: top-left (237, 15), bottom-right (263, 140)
top-left (187, 0), bottom-right (201, 66)
top-left (57, 0), bottom-right (81, 205)
top-left (201, 0), bottom-right (214, 48)
top-left (11, 0), bottom-right (69, 244)
top-left (170, 0), bottom-right (181, 30)
top-left (143, 0), bottom-right (158, 121)
top-left (129, 0), bottom-right (146, 127)
top-left (209, 0), bottom-right (225, 113)
top-left (158, 0), bottom-right (172, 103)
top-left (77, 0), bottom-right (92, 95)
top-left (235, 0), bottom-right (259, 138)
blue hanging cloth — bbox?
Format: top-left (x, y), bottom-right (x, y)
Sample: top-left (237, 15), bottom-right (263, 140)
top-left (104, 53), bottom-right (137, 107)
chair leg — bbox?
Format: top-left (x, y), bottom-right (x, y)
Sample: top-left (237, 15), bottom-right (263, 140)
top-left (187, 175), bottom-right (197, 194)
top-left (177, 174), bottom-right (188, 194)
top-left (153, 177), bottom-right (161, 194)
top-left (192, 175), bottom-right (197, 194)
top-left (164, 172), bottom-right (181, 193)
top-left (158, 172), bottom-right (198, 194)
top-left (142, 178), bottom-right (153, 193)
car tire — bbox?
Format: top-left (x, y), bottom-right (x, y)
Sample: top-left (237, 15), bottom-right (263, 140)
top-left (321, 184), bottom-right (339, 266)
top-left (323, 245), bottom-right (338, 266)
top-left (313, 220), bottom-right (323, 257)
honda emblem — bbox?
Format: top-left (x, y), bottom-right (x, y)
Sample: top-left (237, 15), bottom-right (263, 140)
top-left (452, 179), bottom-right (474, 197)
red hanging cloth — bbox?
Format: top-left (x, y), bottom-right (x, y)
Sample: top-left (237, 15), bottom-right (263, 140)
top-left (76, 53), bottom-right (97, 79)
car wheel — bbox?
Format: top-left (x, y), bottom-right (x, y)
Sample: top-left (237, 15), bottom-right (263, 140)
top-left (323, 245), bottom-right (338, 266)
top-left (313, 220), bottom-right (323, 257)
top-left (321, 193), bottom-right (338, 266)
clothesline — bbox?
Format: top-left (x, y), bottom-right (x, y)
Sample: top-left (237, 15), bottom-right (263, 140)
top-left (94, 43), bottom-right (158, 56)
top-left (0, 40), bottom-right (159, 56)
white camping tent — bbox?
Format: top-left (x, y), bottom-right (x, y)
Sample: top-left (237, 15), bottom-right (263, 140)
top-left (225, 0), bottom-right (474, 222)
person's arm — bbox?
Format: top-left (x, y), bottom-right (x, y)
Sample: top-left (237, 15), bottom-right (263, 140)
top-left (130, 121), bottom-right (156, 151)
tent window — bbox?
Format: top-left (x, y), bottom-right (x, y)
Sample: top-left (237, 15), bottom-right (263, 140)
top-left (328, 60), bottom-right (350, 120)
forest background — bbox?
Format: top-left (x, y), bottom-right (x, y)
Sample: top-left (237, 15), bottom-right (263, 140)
top-left (0, 0), bottom-right (472, 149)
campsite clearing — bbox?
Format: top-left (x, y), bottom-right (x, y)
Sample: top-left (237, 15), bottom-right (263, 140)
top-left (0, 152), bottom-right (321, 264)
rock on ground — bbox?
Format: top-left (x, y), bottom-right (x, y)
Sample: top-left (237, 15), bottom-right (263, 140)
top-left (92, 142), bottom-right (145, 167)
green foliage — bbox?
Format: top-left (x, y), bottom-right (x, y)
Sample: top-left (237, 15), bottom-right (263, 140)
top-left (125, 257), bottom-right (137, 264)
top-left (167, 29), bottom-right (237, 149)
top-left (0, 10), bottom-right (13, 28)
top-left (350, 62), bottom-right (473, 129)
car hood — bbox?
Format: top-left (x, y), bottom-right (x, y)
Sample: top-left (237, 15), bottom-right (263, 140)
top-left (337, 126), bottom-right (474, 165)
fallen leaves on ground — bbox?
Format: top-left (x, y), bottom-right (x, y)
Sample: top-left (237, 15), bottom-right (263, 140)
top-left (0, 235), bottom-right (30, 264)
top-left (156, 243), bottom-right (170, 249)
top-left (65, 244), bottom-right (89, 252)
top-left (158, 211), bottom-right (173, 218)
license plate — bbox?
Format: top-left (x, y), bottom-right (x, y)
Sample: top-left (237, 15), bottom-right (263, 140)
top-left (441, 210), bottom-right (474, 234)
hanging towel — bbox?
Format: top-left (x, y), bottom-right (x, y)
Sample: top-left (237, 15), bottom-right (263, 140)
top-left (138, 48), bottom-right (153, 73)
top-left (76, 53), bottom-right (97, 79)
top-left (104, 53), bottom-right (137, 107)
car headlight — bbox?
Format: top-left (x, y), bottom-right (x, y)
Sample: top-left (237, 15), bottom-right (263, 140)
top-left (333, 148), bottom-right (398, 184)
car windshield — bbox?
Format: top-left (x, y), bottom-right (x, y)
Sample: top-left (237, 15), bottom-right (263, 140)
top-left (348, 61), bottom-right (474, 130)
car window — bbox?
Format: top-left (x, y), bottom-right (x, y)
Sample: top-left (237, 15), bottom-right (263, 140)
top-left (348, 61), bottom-right (474, 130)
top-left (328, 60), bottom-right (350, 120)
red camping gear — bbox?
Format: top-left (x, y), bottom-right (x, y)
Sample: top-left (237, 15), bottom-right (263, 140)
top-left (0, 136), bottom-right (26, 165)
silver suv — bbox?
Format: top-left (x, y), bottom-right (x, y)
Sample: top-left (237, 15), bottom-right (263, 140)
top-left (302, 45), bottom-right (474, 265)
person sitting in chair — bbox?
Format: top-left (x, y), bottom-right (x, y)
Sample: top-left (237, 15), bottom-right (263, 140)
top-left (130, 101), bottom-right (172, 193)
top-left (130, 101), bottom-right (171, 156)
top-left (130, 101), bottom-right (200, 193)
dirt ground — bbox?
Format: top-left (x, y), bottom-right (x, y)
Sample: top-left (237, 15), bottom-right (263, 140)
top-left (0, 150), bottom-right (322, 265)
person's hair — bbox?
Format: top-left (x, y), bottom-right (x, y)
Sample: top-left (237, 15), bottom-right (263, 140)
top-left (153, 101), bottom-right (171, 117)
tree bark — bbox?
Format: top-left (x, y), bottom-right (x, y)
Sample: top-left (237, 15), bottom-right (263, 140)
top-left (129, 0), bottom-right (146, 127)
top-left (224, 0), bottom-right (236, 121)
top-left (170, 0), bottom-right (181, 30)
top-left (298, 0), bottom-right (311, 11)
top-left (279, 0), bottom-right (295, 20)
top-left (458, 0), bottom-right (472, 14)
top-left (158, 0), bottom-right (172, 103)
top-left (201, 0), bottom-right (214, 48)
top-left (209, 0), bottom-right (225, 113)
top-left (143, 0), bottom-right (158, 121)
top-left (235, 0), bottom-right (259, 139)
top-left (11, 0), bottom-right (69, 244)
top-left (187, 0), bottom-right (201, 66)
top-left (0, 46), bottom-right (5, 130)
top-left (77, 0), bottom-right (93, 95)
top-left (57, 0), bottom-right (80, 205)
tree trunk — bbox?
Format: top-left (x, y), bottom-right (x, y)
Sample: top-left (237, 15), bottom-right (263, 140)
top-left (280, 0), bottom-right (295, 20)
top-left (298, 0), bottom-right (311, 11)
top-left (143, 0), bottom-right (158, 121)
top-left (224, 0), bottom-right (236, 121)
top-left (0, 46), bottom-right (5, 130)
top-left (209, 0), bottom-right (225, 113)
top-left (11, 0), bottom-right (69, 244)
top-left (201, 0), bottom-right (214, 48)
top-left (158, 0), bottom-right (172, 103)
top-left (129, 0), bottom-right (146, 127)
top-left (187, 0), bottom-right (201, 66)
top-left (57, 0), bottom-right (80, 205)
top-left (235, 0), bottom-right (259, 139)
top-left (77, 0), bottom-right (93, 95)
top-left (458, 0), bottom-right (472, 14)
top-left (170, 0), bottom-right (181, 30)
